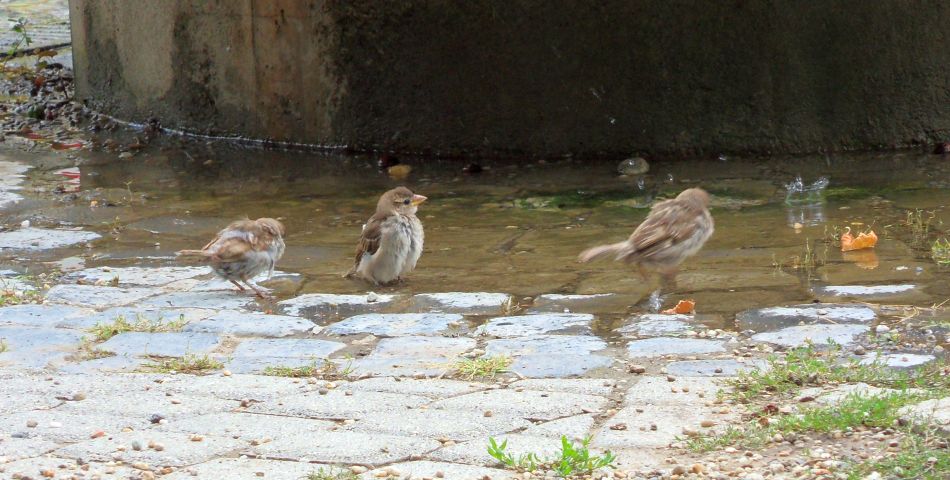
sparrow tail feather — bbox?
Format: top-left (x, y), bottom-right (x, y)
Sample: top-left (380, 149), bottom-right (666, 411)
top-left (578, 242), bottom-right (629, 263)
top-left (175, 249), bottom-right (214, 260)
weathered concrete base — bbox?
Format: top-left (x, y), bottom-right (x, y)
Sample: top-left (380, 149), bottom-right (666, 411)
top-left (70, 1), bottom-right (950, 157)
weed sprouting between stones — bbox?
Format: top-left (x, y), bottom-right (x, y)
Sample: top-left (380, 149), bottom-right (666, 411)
top-left (723, 343), bottom-right (950, 404)
top-left (263, 357), bottom-right (355, 380)
top-left (0, 338), bottom-right (7, 353)
top-left (306, 467), bottom-right (358, 480)
top-left (70, 337), bottom-right (115, 361)
top-left (88, 313), bottom-right (188, 341)
top-left (932, 238), bottom-right (950, 266)
top-left (846, 432), bottom-right (950, 480)
top-left (452, 355), bottom-right (512, 380)
top-left (487, 435), bottom-right (616, 476)
top-left (143, 353), bottom-right (223, 374)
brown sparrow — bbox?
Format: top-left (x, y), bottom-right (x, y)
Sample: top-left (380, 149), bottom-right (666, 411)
top-left (578, 188), bottom-right (713, 285)
top-left (346, 186), bottom-right (426, 285)
top-left (176, 217), bottom-right (286, 297)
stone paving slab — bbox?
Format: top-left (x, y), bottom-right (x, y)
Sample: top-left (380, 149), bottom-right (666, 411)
top-left (409, 292), bottom-right (511, 314)
top-left (64, 266), bottom-right (210, 286)
top-left (737, 303), bottom-right (877, 332)
top-left (45, 284), bottom-right (157, 308)
top-left (0, 409), bottom-right (148, 443)
top-left (156, 411), bottom-right (335, 439)
top-left (0, 437), bottom-right (59, 461)
top-left (156, 373), bottom-right (307, 402)
top-left (899, 397), bottom-right (950, 426)
top-left (618, 314), bottom-right (697, 337)
top-left (361, 460), bottom-right (517, 480)
top-left (352, 336), bottom-right (476, 377)
top-left (56, 388), bottom-right (238, 419)
top-left (750, 323), bottom-right (869, 347)
top-left (512, 353), bottom-right (614, 378)
top-left (593, 403), bottom-right (729, 449)
top-left (475, 313), bottom-right (594, 337)
top-left (60, 306), bottom-right (215, 330)
top-left (58, 354), bottom-right (144, 374)
top-left (666, 359), bottom-right (768, 377)
top-left (248, 389), bottom-right (432, 420)
top-left (0, 227), bottom-right (100, 250)
top-left (98, 332), bottom-right (221, 358)
top-left (55, 430), bottom-right (245, 467)
top-left (226, 338), bottom-right (346, 374)
top-left (858, 352), bottom-right (936, 368)
top-left (140, 291), bottom-right (255, 310)
top-left (347, 407), bottom-right (530, 441)
top-left (279, 293), bottom-right (400, 318)
top-left (626, 337), bottom-right (727, 358)
top-left (183, 310), bottom-right (315, 337)
top-left (162, 458), bottom-right (318, 480)
top-left (624, 376), bottom-right (723, 406)
top-left (510, 378), bottom-right (617, 397)
top-left (0, 455), bottom-right (138, 479)
top-left (430, 433), bottom-right (594, 467)
top-left (326, 313), bottom-right (464, 336)
top-left (0, 304), bottom-right (93, 328)
top-left (431, 389), bottom-right (608, 421)
top-left (344, 377), bottom-right (483, 398)
top-left (0, 326), bottom-right (83, 368)
top-left (523, 413), bottom-right (596, 438)
top-left (249, 430), bottom-right (441, 465)
top-left (814, 284), bottom-right (917, 297)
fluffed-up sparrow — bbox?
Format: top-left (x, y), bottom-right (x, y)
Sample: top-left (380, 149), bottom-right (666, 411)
top-left (176, 217), bottom-right (286, 297)
top-left (346, 186), bottom-right (426, 285)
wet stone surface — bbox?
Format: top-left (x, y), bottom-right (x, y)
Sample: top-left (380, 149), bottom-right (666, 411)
top-left (858, 352), bottom-right (936, 368)
top-left (528, 293), bottom-right (627, 313)
top-left (617, 314), bottom-right (695, 337)
top-left (0, 304), bottom-right (92, 327)
top-left (475, 313), bottom-right (594, 337)
top-left (737, 303), bottom-right (877, 332)
top-left (325, 313), bottom-right (464, 336)
top-left (626, 337), bottom-right (727, 358)
top-left (410, 292), bottom-right (511, 314)
top-left (278, 293), bottom-right (399, 318)
top-left (750, 323), bottom-right (869, 347)
top-left (666, 358), bottom-right (768, 377)
top-left (485, 334), bottom-right (611, 377)
top-left (0, 227), bottom-right (100, 251)
top-left (64, 266), bottom-right (210, 286)
top-left (354, 336), bottom-right (475, 376)
top-left (183, 310), bottom-right (315, 337)
top-left (0, 326), bottom-right (84, 367)
top-left (44, 284), bottom-right (156, 308)
top-left (98, 332), bottom-right (221, 358)
top-left (226, 338), bottom-right (346, 374)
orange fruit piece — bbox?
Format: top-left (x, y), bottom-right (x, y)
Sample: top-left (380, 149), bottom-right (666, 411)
top-left (841, 229), bottom-right (878, 252)
top-left (662, 299), bottom-right (696, 314)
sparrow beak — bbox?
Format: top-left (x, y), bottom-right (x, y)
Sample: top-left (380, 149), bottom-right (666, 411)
top-left (411, 194), bottom-right (427, 206)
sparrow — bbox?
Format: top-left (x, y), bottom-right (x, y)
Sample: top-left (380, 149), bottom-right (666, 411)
top-left (578, 187), bottom-right (713, 286)
top-left (176, 217), bottom-right (286, 298)
top-left (346, 186), bottom-right (426, 285)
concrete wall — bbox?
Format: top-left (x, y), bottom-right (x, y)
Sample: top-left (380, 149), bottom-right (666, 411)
top-left (71, 0), bottom-right (950, 157)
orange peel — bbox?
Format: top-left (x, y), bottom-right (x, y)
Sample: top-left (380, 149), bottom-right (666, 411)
top-left (840, 227), bottom-right (878, 252)
top-left (661, 299), bottom-right (695, 315)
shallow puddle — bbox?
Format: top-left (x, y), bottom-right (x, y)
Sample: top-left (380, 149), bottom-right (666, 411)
top-left (3, 140), bottom-right (950, 341)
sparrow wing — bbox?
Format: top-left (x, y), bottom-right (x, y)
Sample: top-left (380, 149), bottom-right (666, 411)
top-left (353, 212), bottom-right (388, 268)
top-left (211, 237), bottom-right (254, 263)
top-left (627, 199), bottom-right (700, 260)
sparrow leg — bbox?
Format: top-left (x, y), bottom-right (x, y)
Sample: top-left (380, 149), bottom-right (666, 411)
top-left (659, 268), bottom-right (679, 291)
top-left (228, 279), bottom-right (247, 292)
top-left (241, 277), bottom-right (273, 300)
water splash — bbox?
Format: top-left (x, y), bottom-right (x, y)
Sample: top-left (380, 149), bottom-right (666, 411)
top-left (784, 176), bottom-right (829, 205)
top-left (648, 289), bottom-right (663, 312)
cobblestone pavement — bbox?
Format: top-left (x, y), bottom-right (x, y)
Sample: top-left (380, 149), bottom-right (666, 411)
top-left (1, 254), bottom-right (945, 479)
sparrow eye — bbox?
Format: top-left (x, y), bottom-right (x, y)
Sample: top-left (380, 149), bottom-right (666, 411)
top-left (403, 199), bottom-right (411, 205)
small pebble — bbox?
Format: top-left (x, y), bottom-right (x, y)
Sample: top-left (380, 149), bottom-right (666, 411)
top-left (26, 420), bottom-right (37, 428)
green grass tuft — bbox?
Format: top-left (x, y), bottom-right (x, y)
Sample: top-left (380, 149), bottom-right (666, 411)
top-left (263, 358), bottom-right (355, 380)
top-left (88, 313), bottom-right (187, 342)
top-left (487, 435), bottom-right (616, 476)
top-left (453, 355), bottom-right (512, 380)
top-left (306, 467), bottom-right (358, 480)
top-left (143, 354), bottom-right (223, 374)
